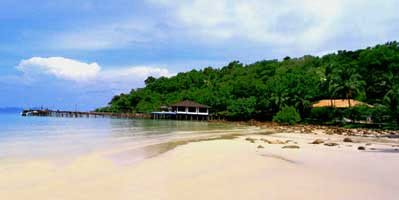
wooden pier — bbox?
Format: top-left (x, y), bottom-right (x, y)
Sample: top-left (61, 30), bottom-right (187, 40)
top-left (21, 109), bottom-right (151, 119)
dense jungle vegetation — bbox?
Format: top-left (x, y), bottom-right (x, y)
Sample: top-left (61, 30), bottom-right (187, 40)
top-left (97, 42), bottom-right (399, 127)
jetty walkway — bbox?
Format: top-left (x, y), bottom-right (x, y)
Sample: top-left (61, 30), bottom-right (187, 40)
top-left (21, 109), bottom-right (151, 119)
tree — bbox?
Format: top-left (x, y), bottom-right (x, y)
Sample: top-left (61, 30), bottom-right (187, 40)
top-left (227, 97), bottom-right (257, 121)
top-left (272, 106), bottom-right (301, 124)
top-left (328, 63), bottom-right (365, 107)
top-left (144, 76), bottom-right (156, 85)
top-left (383, 79), bottom-right (399, 124)
top-left (98, 41), bottom-right (399, 127)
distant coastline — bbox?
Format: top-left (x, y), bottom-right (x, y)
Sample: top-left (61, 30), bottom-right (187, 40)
top-left (0, 107), bottom-right (23, 114)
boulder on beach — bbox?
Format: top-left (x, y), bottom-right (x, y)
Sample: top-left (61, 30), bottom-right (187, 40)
top-left (257, 145), bottom-right (264, 149)
top-left (324, 142), bottom-right (339, 147)
top-left (358, 146), bottom-right (366, 150)
top-left (311, 139), bottom-right (324, 144)
top-left (343, 138), bottom-right (354, 143)
top-left (282, 145), bottom-right (300, 149)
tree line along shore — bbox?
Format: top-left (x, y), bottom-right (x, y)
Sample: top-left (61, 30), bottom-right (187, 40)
top-left (96, 42), bottom-right (399, 129)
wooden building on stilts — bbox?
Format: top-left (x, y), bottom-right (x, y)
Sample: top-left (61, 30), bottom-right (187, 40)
top-left (151, 100), bottom-right (210, 120)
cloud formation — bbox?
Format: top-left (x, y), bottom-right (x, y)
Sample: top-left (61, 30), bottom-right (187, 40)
top-left (51, 0), bottom-right (398, 54)
top-left (17, 57), bottom-right (100, 81)
top-left (12, 56), bottom-right (175, 109)
top-left (16, 57), bottom-right (174, 83)
top-left (152, 0), bottom-right (399, 48)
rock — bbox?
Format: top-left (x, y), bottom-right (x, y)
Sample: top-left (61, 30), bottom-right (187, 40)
top-left (311, 139), bottom-right (324, 144)
top-left (324, 142), bottom-right (339, 147)
top-left (365, 143), bottom-right (372, 146)
top-left (282, 145), bottom-right (300, 149)
top-left (343, 138), bottom-right (354, 143)
top-left (260, 138), bottom-right (268, 142)
top-left (262, 139), bottom-right (285, 144)
top-left (257, 145), bottom-right (264, 149)
top-left (370, 148), bottom-right (376, 150)
top-left (358, 146), bottom-right (366, 150)
top-left (392, 145), bottom-right (399, 147)
top-left (245, 137), bottom-right (256, 143)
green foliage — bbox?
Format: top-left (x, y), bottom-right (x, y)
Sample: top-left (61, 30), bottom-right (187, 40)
top-left (309, 107), bottom-right (341, 124)
top-left (370, 104), bottom-right (392, 123)
top-left (99, 42), bottom-right (399, 126)
top-left (343, 105), bottom-right (373, 122)
top-left (272, 106), bottom-right (301, 124)
top-left (227, 97), bottom-right (257, 121)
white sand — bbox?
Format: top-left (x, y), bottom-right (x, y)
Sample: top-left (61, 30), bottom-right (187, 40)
top-left (1, 132), bottom-right (398, 200)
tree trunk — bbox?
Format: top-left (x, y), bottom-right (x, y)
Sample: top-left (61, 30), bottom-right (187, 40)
top-left (347, 90), bottom-right (353, 108)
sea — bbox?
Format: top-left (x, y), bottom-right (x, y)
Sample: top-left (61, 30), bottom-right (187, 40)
top-left (0, 112), bottom-right (254, 163)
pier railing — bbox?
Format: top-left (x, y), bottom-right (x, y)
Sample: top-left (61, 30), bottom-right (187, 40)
top-left (21, 109), bottom-right (151, 119)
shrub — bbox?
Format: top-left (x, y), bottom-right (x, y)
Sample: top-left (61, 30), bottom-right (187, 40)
top-left (273, 106), bottom-right (301, 124)
top-left (309, 107), bottom-right (341, 124)
top-left (343, 105), bottom-right (373, 122)
top-left (370, 104), bottom-right (392, 123)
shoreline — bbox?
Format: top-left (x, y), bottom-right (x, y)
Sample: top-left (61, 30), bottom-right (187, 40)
top-left (1, 124), bottom-right (399, 200)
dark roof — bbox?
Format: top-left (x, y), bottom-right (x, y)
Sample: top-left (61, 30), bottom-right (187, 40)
top-left (170, 100), bottom-right (210, 108)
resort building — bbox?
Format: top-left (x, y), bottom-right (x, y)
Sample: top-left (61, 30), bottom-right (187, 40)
top-left (151, 100), bottom-right (210, 120)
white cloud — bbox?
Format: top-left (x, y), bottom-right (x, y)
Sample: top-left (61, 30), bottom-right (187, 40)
top-left (17, 57), bottom-right (100, 81)
top-left (91, 66), bottom-right (175, 94)
top-left (16, 57), bottom-right (174, 84)
top-left (100, 66), bottom-right (173, 81)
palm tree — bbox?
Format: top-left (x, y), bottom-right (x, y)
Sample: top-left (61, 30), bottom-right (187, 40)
top-left (328, 64), bottom-right (365, 107)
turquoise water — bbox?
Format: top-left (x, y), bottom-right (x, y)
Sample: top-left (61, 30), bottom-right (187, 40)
top-left (0, 113), bottom-right (242, 161)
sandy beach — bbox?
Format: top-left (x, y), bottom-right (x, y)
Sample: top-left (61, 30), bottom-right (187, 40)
top-left (1, 128), bottom-right (399, 200)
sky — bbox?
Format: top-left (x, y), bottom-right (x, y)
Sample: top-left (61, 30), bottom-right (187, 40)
top-left (0, 0), bottom-right (398, 110)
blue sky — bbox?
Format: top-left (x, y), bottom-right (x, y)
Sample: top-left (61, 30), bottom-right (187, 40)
top-left (1, 0), bottom-right (398, 110)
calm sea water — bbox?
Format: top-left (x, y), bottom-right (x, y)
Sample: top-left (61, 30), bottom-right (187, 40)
top-left (0, 113), bottom-right (246, 161)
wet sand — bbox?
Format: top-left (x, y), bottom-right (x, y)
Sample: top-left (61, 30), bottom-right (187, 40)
top-left (1, 131), bottom-right (399, 200)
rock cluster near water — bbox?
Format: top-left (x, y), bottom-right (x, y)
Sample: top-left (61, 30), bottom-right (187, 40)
top-left (240, 121), bottom-right (399, 152)
top-left (238, 121), bottom-right (399, 138)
